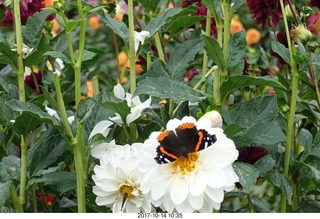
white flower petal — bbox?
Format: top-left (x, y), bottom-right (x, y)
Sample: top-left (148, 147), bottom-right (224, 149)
top-left (188, 193), bottom-right (204, 210)
top-left (134, 30), bottom-right (150, 52)
top-left (170, 176), bottom-right (188, 205)
top-left (205, 186), bottom-right (224, 203)
top-left (113, 83), bottom-right (125, 100)
top-left (45, 105), bottom-right (60, 120)
top-left (89, 120), bottom-right (113, 140)
top-left (189, 170), bottom-right (206, 196)
top-left (95, 191), bottom-right (117, 206)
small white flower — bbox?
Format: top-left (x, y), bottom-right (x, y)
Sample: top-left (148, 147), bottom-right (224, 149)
top-left (45, 105), bottom-right (60, 120)
top-left (134, 30), bottom-right (150, 52)
top-left (110, 84), bottom-right (151, 125)
top-left (91, 142), bottom-right (152, 212)
top-left (89, 120), bottom-right (113, 140)
top-left (46, 58), bottom-right (65, 76)
top-left (138, 116), bottom-right (239, 213)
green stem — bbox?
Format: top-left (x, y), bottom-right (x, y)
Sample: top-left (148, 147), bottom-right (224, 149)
top-left (128, 0), bottom-right (136, 94)
top-left (53, 73), bottom-right (74, 140)
top-left (168, 99), bottom-right (175, 118)
top-left (10, 183), bottom-right (23, 212)
top-left (201, 10), bottom-right (211, 92)
top-left (147, 51), bottom-right (152, 70)
top-left (154, 32), bottom-right (166, 63)
top-left (279, 0), bottom-right (299, 213)
top-left (221, 1), bottom-right (232, 83)
top-left (74, 0), bottom-right (87, 107)
top-left (247, 193), bottom-right (256, 213)
top-left (19, 135), bottom-right (28, 206)
top-left (31, 184), bottom-right (37, 212)
top-left (193, 66), bottom-right (218, 90)
top-left (73, 123), bottom-right (86, 213)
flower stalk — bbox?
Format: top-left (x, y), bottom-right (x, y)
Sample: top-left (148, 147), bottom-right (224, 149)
top-left (128, 0), bottom-right (137, 94)
top-left (279, 0), bottom-right (299, 212)
top-left (13, 0), bottom-right (28, 210)
top-left (201, 10), bottom-right (211, 92)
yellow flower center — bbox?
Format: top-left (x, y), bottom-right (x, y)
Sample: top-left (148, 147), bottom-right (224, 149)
top-left (119, 185), bottom-right (134, 198)
top-left (174, 152), bottom-right (200, 175)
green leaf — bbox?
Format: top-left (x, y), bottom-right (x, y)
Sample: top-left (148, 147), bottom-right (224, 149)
top-left (134, 77), bottom-right (206, 103)
top-left (0, 34), bottom-right (18, 68)
top-left (227, 30), bottom-right (246, 76)
top-left (74, 50), bottom-right (97, 62)
top-left (22, 10), bottom-right (51, 49)
top-left (223, 123), bottom-right (246, 138)
top-left (0, 155), bottom-right (21, 182)
top-left (65, 19), bottom-right (80, 34)
top-left (202, 0), bottom-right (223, 20)
top-left (233, 162), bottom-right (259, 192)
top-left (202, 35), bottom-right (226, 72)
top-left (0, 182), bottom-right (10, 206)
top-left (305, 164), bottom-right (320, 183)
top-left (233, 122), bottom-right (287, 147)
top-left (141, 59), bottom-right (170, 79)
top-left (6, 100), bottom-right (62, 129)
top-left (0, 93), bottom-right (19, 127)
top-left (76, 98), bottom-right (96, 123)
top-left (12, 112), bottom-right (43, 135)
top-left (24, 36), bottom-right (51, 67)
top-left (168, 16), bottom-right (205, 38)
top-left (28, 127), bottom-right (66, 177)
top-left (168, 38), bottom-right (203, 80)
top-left (100, 12), bottom-right (129, 45)
top-left (271, 171), bottom-right (292, 199)
top-left (223, 95), bottom-right (279, 128)
top-left (145, 7), bottom-right (197, 37)
top-left (271, 41), bottom-right (290, 64)
top-left (220, 76), bottom-right (287, 100)
top-left (27, 171), bottom-right (76, 193)
top-left (254, 155), bottom-right (276, 174)
top-left (43, 51), bottom-right (71, 64)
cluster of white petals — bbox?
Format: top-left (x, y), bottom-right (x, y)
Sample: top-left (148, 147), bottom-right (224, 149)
top-left (91, 141), bottom-right (152, 213)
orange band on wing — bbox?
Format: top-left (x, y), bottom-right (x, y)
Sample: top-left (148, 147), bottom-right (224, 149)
top-left (159, 146), bottom-right (178, 160)
top-left (195, 131), bottom-right (204, 152)
top-left (178, 122), bottom-right (196, 130)
top-left (157, 130), bottom-right (170, 142)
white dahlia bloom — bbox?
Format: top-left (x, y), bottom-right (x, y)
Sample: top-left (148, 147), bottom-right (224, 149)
top-left (91, 142), bottom-right (152, 213)
top-left (138, 116), bottom-right (239, 213)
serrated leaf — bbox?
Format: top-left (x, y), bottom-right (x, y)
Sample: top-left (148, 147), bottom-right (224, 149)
top-left (233, 122), bottom-right (287, 147)
top-left (134, 77), bottom-right (206, 103)
top-left (227, 30), bottom-right (246, 76)
top-left (305, 164), bottom-right (320, 183)
top-left (76, 98), bottom-right (96, 123)
top-left (202, 0), bottom-right (223, 20)
top-left (12, 111), bottom-right (43, 135)
top-left (0, 182), bottom-right (10, 206)
top-left (100, 12), bottom-right (129, 45)
top-left (22, 10), bottom-right (51, 49)
top-left (65, 19), bottom-right (80, 33)
top-left (5, 100), bottom-right (62, 129)
top-left (202, 35), bottom-right (226, 72)
top-left (168, 16), bottom-right (205, 38)
top-left (0, 155), bottom-right (21, 182)
top-left (168, 39), bottom-right (203, 80)
top-left (233, 162), bottom-right (259, 192)
top-left (271, 41), bottom-right (290, 64)
top-left (223, 95), bottom-right (279, 128)
top-left (0, 34), bottom-right (18, 68)
top-left (28, 128), bottom-right (66, 177)
top-left (254, 155), bottom-right (276, 174)
top-left (74, 50), bottom-right (97, 62)
top-left (140, 59), bottom-right (170, 79)
top-left (220, 76), bottom-right (287, 100)
top-left (271, 171), bottom-right (292, 199)
top-left (27, 171), bottom-right (76, 193)
top-left (0, 94), bottom-right (19, 127)
top-left (43, 51), bottom-right (71, 64)
top-left (24, 36), bottom-right (51, 67)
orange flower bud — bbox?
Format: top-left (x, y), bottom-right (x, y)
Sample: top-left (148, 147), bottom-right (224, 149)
top-left (246, 28), bottom-right (261, 46)
top-left (88, 15), bottom-right (100, 31)
top-left (230, 18), bottom-right (244, 35)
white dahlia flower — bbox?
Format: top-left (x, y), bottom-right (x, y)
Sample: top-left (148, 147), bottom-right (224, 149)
top-left (91, 142), bottom-right (152, 213)
top-left (138, 116), bottom-right (239, 213)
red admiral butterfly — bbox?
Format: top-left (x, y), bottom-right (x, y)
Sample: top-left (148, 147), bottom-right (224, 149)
top-left (155, 122), bottom-right (217, 164)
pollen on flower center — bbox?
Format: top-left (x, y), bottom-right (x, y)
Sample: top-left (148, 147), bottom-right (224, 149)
top-left (174, 152), bottom-right (200, 174)
top-left (119, 184), bottom-right (134, 198)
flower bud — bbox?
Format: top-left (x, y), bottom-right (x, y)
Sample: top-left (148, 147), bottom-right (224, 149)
top-left (291, 24), bottom-right (312, 43)
top-left (198, 110), bottom-right (223, 128)
top-left (285, 4), bottom-right (295, 20)
top-left (54, 0), bottom-right (66, 12)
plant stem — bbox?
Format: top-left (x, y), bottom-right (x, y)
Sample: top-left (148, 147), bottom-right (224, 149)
top-left (128, 0), bottom-right (137, 94)
top-left (73, 123), bottom-right (86, 213)
top-left (53, 73), bottom-right (74, 140)
top-left (193, 66), bottom-right (218, 90)
top-left (279, 0), bottom-right (299, 213)
top-left (201, 10), bottom-right (211, 92)
top-left (221, 1), bottom-right (232, 83)
top-left (13, 0), bottom-right (28, 209)
top-left (154, 32), bottom-right (166, 63)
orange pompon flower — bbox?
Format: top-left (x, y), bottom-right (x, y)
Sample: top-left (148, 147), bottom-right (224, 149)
top-left (44, 0), bottom-right (57, 8)
top-left (50, 18), bottom-right (60, 37)
top-left (86, 80), bottom-right (93, 97)
top-left (117, 76), bottom-right (128, 84)
top-left (230, 17), bottom-right (244, 35)
top-left (88, 14), bottom-right (100, 31)
top-left (246, 28), bottom-right (261, 46)
top-left (117, 51), bottom-right (144, 74)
